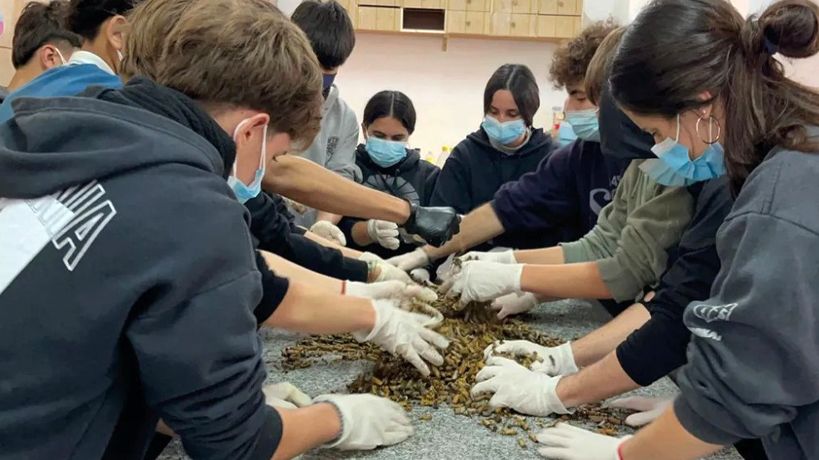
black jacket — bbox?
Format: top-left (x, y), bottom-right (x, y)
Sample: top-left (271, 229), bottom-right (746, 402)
top-left (0, 80), bottom-right (281, 459)
top-left (616, 176), bottom-right (733, 386)
top-left (431, 127), bottom-right (556, 249)
top-left (338, 146), bottom-right (440, 258)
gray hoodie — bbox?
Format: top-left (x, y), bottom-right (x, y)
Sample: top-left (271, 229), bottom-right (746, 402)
top-left (0, 95), bottom-right (280, 459)
top-left (290, 84), bottom-right (361, 226)
top-left (674, 132), bottom-right (819, 460)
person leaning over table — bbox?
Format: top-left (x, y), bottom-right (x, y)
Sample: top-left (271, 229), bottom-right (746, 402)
top-left (440, 81), bottom-right (696, 318)
top-left (524, 0), bottom-right (819, 459)
top-left (388, 22), bottom-right (630, 295)
top-left (425, 63), bottom-right (557, 253)
top-left (0, 1), bottom-right (448, 458)
top-left (335, 90), bottom-right (441, 260)
top-left (471, 20), bottom-right (767, 460)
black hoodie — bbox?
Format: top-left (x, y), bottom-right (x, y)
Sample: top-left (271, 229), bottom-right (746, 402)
top-left (337, 145), bottom-right (440, 258)
top-left (0, 81), bottom-right (281, 459)
top-left (431, 127), bottom-right (556, 249)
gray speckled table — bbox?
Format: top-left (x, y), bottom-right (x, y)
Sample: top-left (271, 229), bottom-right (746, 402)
top-left (158, 300), bottom-right (742, 460)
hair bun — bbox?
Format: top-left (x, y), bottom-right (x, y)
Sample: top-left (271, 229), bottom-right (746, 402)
top-left (759, 0), bottom-right (819, 58)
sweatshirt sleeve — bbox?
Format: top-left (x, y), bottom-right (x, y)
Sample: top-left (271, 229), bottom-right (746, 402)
top-left (422, 162), bottom-right (441, 207)
top-left (246, 192), bottom-right (368, 282)
top-left (430, 147), bottom-right (473, 214)
top-left (561, 163), bottom-right (695, 301)
top-left (325, 107), bottom-right (361, 183)
top-left (616, 180), bottom-right (731, 385)
top-left (674, 211), bottom-right (819, 445)
top-left (252, 250), bottom-right (290, 324)
top-left (492, 144), bottom-right (577, 233)
top-left (128, 270), bottom-right (281, 460)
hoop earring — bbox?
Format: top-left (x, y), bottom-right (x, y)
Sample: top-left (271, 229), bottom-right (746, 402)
top-left (696, 115), bottom-right (721, 145)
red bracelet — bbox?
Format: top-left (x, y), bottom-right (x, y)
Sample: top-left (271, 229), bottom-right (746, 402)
top-left (341, 280), bottom-right (347, 295)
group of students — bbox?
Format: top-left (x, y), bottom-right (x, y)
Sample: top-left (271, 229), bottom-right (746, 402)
top-left (0, 0), bottom-right (817, 459)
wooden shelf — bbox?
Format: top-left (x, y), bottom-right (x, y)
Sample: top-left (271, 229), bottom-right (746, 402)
top-left (340, 0), bottom-right (583, 43)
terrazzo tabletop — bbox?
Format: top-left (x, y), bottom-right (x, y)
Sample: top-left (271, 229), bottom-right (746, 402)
top-left (158, 299), bottom-right (741, 460)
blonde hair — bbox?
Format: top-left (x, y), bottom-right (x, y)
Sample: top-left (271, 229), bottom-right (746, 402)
top-left (584, 26), bottom-right (626, 106)
top-left (122, 0), bottom-right (322, 149)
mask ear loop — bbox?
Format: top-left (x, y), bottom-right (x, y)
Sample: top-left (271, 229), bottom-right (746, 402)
top-left (53, 47), bottom-right (67, 65)
top-left (696, 114), bottom-right (722, 144)
top-left (674, 114), bottom-right (682, 142)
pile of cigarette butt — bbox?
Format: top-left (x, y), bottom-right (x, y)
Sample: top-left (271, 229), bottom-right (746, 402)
top-left (281, 293), bottom-right (631, 448)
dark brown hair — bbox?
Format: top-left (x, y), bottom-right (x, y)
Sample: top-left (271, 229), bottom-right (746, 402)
top-left (549, 19), bottom-right (619, 90)
top-left (610, 0), bottom-right (819, 193)
top-left (291, 0), bottom-right (356, 70)
top-left (484, 64), bottom-right (540, 126)
top-left (12, 1), bottom-right (81, 69)
top-left (363, 91), bottom-right (416, 134)
top-left (584, 26), bottom-right (626, 106)
top-left (67, 0), bottom-right (139, 40)
top-left (122, 0), bottom-right (323, 149)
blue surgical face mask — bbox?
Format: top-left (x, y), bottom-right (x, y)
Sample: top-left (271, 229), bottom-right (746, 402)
top-left (482, 115), bottom-right (526, 145)
top-left (558, 122), bottom-right (577, 147)
top-left (565, 109), bottom-right (600, 142)
top-left (640, 114), bottom-right (726, 186)
top-left (227, 119), bottom-right (268, 203)
top-left (366, 136), bottom-right (407, 168)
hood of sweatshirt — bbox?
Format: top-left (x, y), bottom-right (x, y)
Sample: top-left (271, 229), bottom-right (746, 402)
top-left (598, 85), bottom-right (655, 160)
top-left (0, 93), bottom-right (223, 199)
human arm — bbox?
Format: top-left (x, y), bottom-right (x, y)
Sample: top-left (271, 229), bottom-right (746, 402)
top-left (560, 164), bottom-right (695, 301)
top-left (572, 302), bottom-right (650, 366)
top-left (272, 404), bottom-right (342, 460)
top-left (303, 229), bottom-right (365, 258)
top-left (617, 408), bottom-right (723, 460)
top-left (555, 350), bottom-right (641, 408)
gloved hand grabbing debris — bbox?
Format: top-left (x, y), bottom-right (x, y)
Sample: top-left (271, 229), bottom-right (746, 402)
top-left (313, 393), bottom-right (414, 450)
top-left (441, 261), bottom-right (523, 304)
top-left (536, 423), bottom-right (631, 459)
top-left (386, 247), bottom-right (431, 272)
top-left (360, 252), bottom-right (413, 283)
top-left (606, 395), bottom-right (675, 427)
top-left (484, 340), bottom-right (578, 376)
top-left (470, 357), bottom-right (571, 416)
top-left (345, 280), bottom-right (438, 309)
top-left (354, 300), bottom-right (450, 376)
top-left (488, 292), bottom-right (539, 319)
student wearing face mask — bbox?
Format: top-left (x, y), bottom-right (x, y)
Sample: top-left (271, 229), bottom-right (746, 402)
top-left (335, 91), bottom-right (440, 259)
top-left (440, 58), bottom-right (696, 315)
top-left (423, 64), bottom-right (556, 255)
top-left (5, 1), bottom-right (81, 96)
top-left (529, 1), bottom-right (819, 459)
top-left (289, 0), bottom-right (362, 243)
top-left (0, 0), bottom-right (132, 122)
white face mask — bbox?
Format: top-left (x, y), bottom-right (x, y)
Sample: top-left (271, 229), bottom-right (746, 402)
top-left (53, 47), bottom-right (67, 65)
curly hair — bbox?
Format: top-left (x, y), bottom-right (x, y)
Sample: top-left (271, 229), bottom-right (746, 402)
top-left (548, 19), bottom-right (619, 90)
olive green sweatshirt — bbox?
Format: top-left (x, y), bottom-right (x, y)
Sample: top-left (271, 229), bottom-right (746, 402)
top-left (560, 159), bottom-right (694, 302)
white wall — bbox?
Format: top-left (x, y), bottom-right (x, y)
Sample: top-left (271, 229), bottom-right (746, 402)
top-left (339, 33), bottom-right (564, 154)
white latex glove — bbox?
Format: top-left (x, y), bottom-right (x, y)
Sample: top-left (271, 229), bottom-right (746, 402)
top-left (310, 220), bottom-right (347, 246)
top-left (536, 423), bottom-right (631, 459)
top-left (489, 292), bottom-right (539, 319)
top-left (470, 357), bottom-right (571, 416)
top-left (386, 247), bottom-right (430, 271)
top-left (345, 280), bottom-right (438, 308)
top-left (484, 340), bottom-right (578, 376)
top-left (458, 249), bottom-right (517, 264)
top-left (359, 252), bottom-right (413, 283)
top-left (263, 382), bottom-right (312, 409)
top-left (353, 300), bottom-right (450, 376)
top-left (606, 395), bottom-right (675, 427)
top-left (409, 268), bottom-right (431, 283)
top-left (440, 261), bottom-right (523, 304)
top-left (367, 219), bottom-right (401, 250)
top-left (313, 394), bottom-right (414, 450)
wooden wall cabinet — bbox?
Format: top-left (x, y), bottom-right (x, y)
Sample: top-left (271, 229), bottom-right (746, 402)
top-left (350, 0), bottom-right (582, 41)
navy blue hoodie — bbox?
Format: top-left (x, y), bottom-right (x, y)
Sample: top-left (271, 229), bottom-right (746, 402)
top-left (0, 82), bottom-right (281, 460)
top-left (338, 145), bottom-right (440, 258)
top-left (493, 139), bottom-right (632, 246)
top-left (431, 127), bottom-right (556, 249)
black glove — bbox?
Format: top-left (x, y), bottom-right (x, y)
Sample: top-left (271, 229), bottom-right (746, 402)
top-left (403, 202), bottom-right (460, 247)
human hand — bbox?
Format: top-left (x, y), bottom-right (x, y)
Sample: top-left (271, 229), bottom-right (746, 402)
top-left (470, 357), bottom-right (571, 416)
top-left (310, 220), bottom-right (347, 246)
top-left (313, 394), bottom-right (414, 450)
